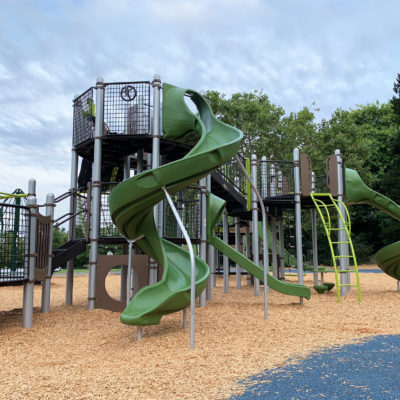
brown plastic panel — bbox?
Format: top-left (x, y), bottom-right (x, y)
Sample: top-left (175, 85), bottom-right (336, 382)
top-left (35, 213), bottom-right (52, 282)
top-left (95, 254), bottom-right (149, 312)
top-left (327, 154), bottom-right (339, 196)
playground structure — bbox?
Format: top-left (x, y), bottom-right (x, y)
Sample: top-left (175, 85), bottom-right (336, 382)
top-left (2, 76), bottom-right (400, 348)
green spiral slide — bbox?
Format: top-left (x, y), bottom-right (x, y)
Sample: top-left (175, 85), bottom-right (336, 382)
top-left (109, 83), bottom-right (242, 325)
top-left (345, 168), bottom-right (400, 280)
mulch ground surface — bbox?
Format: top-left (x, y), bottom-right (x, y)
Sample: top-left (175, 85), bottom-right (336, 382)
top-left (1, 266), bottom-right (399, 399)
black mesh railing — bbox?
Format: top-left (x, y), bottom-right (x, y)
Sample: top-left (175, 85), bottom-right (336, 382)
top-left (216, 154), bottom-right (247, 197)
top-left (0, 203), bottom-right (30, 284)
top-left (100, 183), bottom-right (121, 238)
top-left (259, 160), bottom-right (294, 198)
top-left (73, 87), bottom-right (94, 147)
top-left (104, 82), bottom-right (151, 135)
top-left (315, 174), bottom-right (329, 193)
top-left (163, 186), bottom-right (201, 240)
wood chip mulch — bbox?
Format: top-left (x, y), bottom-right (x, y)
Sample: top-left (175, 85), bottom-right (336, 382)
top-left (1, 266), bottom-right (399, 400)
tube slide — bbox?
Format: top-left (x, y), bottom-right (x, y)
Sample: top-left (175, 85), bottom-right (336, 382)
top-left (345, 168), bottom-right (400, 280)
top-left (207, 193), bottom-right (311, 299)
top-left (109, 83), bottom-right (243, 325)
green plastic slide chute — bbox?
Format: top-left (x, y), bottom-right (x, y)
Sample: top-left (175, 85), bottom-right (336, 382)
top-left (109, 83), bottom-right (243, 325)
top-left (345, 168), bottom-right (400, 280)
top-left (207, 193), bottom-right (311, 299)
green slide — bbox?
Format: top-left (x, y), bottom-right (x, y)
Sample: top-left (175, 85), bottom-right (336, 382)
top-left (207, 193), bottom-right (311, 299)
top-left (109, 83), bottom-right (242, 325)
top-left (345, 168), bottom-right (400, 281)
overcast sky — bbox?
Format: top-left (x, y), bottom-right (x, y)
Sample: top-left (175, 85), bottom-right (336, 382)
top-left (1, 0), bottom-right (399, 212)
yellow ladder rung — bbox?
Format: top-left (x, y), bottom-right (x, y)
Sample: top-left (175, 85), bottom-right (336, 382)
top-left (335, 255), bottom-right (353, 258)
top-left (331, 241), bottom-right (350, 244)
top-left (338, 270), bottom-right (356, 273)
top-left (339, 284), bottom-right (359, 287)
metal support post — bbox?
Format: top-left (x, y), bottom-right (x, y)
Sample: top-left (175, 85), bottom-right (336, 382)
top-left (336, 149), bottom-right (350, 296)
top-left (149, 74), bottom-right (162, 285)
top-left (120, 156), bottom-right (131, 302)
top-left (293, 148), bottom-right (304, 304)
top-left (278, 219), bottom-right (285, 279)
top-left (271, 212), bottom-right (278, 278)
top-left (126, 240), bottom-right (133, 329)
top-left (23, 179), bottom-right (36, 328)
top-left (66, 148), bottom-right (78, 305)
top-left (199, 177), bottom-right (207, 306)
top-left (223, 211), bottom-right (229, 293)
top-left (245, 225), bottom-right (251, 286)
top-left (270, 163), bottom-right (276, 197)
top-left (251, 155), bottom-right (260, 297)
top-left (88, 77), bottom-right (104, 310)
top-left (234, 217), bottom-right (241, 288)
top-left (311, 171), bottom-right (319, 286)
top-left (206, 174), bottom-right (214, 299)
top-left (41, 193), bottom-right (55, 313)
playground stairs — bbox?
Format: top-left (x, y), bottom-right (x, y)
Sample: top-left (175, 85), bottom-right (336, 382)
top-left (52, 239), bottom-right (87, 272)
top-left (211, 171), bottom-right (247, 215)
top-left (310, 193), bottom-right (362, 302)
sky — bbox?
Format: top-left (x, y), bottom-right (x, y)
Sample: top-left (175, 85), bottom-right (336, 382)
top-left (0, 0), bottom-right (399, 215)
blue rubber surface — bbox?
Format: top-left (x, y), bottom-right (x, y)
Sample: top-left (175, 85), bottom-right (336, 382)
top-left (227, 335), bottom-right (400, 399)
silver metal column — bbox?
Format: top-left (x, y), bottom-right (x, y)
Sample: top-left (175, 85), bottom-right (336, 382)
top-left (245, 225), bottom-right (251, 286)
top-left (88, 77), bottom-right (104, 310)
top-left (41, 193), bottom-right (55, 313)
top-left (126, 240), bottom-right (133, 329)
top-left (311, 172), bottom-right (319, 286)
top-left (271, 213), bottom-right (278, 278)
top-left (23, 179), bottom-right (36, 328)
top-left (336, 149), bottom-right (350, 296)
top-left (278, 219), bottom-right (285, 279)
top-left (251, 155), bottom-right (260, 297)
top-left (206, 174), bottom-right (214, 299)
top-left (223, 210), bottom-right (229, 293)
top-left (66, 148), bottom-right (78, 305)
top-left (293, 148), bottom-right (304, 304)
top-left (120, 156), bottom-right (131, 302)
top-left (199, 177), bottom-right (207, 307)
top-left (150, 74), bottom-right (162, 285)
top-left (234, 217), bottom-right (241, 288)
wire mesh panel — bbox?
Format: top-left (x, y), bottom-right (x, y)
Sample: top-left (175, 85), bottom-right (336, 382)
top-left (259, 160), bottom-right (294, 198)
top-left (73, 87), bottom-right (94, 146)
top-left (104, 82), bottom-right (151, 135)
top-left (0, 203), bottom-right (30, 284)
top-left (100, 183), bottom-right (121, 239)
top-left (163, 186), bottom-right (201, 240)
top-left (75, 191), bottom-right (89, 240)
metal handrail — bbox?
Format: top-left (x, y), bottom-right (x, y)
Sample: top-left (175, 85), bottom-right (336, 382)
top-left (162, 186), bottom-right (196, 350)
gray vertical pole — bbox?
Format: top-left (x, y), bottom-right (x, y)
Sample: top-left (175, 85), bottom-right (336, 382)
top-left (245, 225), bottom-right (251, 286)
top-left (41, 193), bottom-right (55, 313)
top-left (260, 157), bottom-right (268, 198)
top-left (199, 177), bottom-right (207, 307)
top-left (311, 171), bottom-right (319, 286)
top-left (120, 156), bottom-right (130, 302)
top-left (293, 148), bottom-right (304, 304)
top-left (206, 174), bottom-right (214, 299)
top-left (251, 155), bottom-right (260, 297)
top-left (271, 212), bottom-right (278, 278)
top-left (234, 216), bottom-right (241, 288)
top-left (278, 219), bottom-right (285, 279)
top-left (66, 148), bottom-right (78, 305)
top-left (126, 240), bottom-right (133, 326)
top-left (150, 74), bottom-right (161, 285)
top-left (88, 77), bottom-right (104, 310)
top-left (251, 154), bottom-right (260, 297)
top-left (336, 149), bottom-right (350, 296)
top-left (23, 179), bottom-right (36, 328)
top-left (223, 210), bottom-right (229, 293)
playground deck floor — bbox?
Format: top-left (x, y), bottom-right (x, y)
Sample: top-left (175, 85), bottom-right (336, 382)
top-left (1, 266), bottom-right (400, 399)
